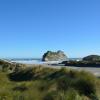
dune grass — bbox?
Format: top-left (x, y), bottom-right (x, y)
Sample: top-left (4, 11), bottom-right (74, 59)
top-left (0, 66), bottom-right (100, 100)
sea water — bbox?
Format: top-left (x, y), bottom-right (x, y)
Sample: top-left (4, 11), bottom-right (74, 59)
top-left (3, 58), bottom-right (82, 64)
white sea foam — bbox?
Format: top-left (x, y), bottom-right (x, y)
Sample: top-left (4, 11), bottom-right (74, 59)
top-left (11, 60), bottom-right (61, 64)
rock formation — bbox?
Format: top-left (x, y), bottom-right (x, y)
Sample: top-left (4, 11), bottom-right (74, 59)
top-left (42, 50), bottom-right (67, 61)
top-left (83, 55), bottom-right (100, 62)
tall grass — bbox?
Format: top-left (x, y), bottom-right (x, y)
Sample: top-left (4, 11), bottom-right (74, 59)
top-left (0, 65), bottom-right (100, 100)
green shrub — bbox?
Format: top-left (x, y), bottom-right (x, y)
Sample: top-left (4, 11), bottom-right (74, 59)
top-left (59, 67), bottom-right (68, 73)
top-left (8, 68), bottom-right (34, 81)
top-left (43, 92), bottom-right (55, 100)
top-left (57, 77), bottom-right (73, 91)
top-left (13, 83), bottom-right (28, 92)
top-left (74, 78), bottom-right (96, 96)
top-left (56, 70), bottom-right (98, 99)
top-left (43, 89), bottom-right (86, 100)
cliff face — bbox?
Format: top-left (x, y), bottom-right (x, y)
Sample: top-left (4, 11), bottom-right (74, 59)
top-left (42, 50), bottom-right (67, 61)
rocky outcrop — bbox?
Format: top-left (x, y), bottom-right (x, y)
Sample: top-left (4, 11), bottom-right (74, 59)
top-left (63, 61), bottom-right (100, 67)
top-left (42, 50), bottom-right (67, 61)
top-left (83, 55), bottom-right (100, 62)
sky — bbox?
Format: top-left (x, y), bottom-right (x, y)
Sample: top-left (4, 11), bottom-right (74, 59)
top-left (0, 0), bottom-right (100, 58)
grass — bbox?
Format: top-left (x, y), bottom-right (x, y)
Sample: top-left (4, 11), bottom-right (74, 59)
top-left (0, 65), bottom-right (100, 100)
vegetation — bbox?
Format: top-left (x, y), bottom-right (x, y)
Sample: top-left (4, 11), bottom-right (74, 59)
top-left (0, 64), bottom-right (100, 100)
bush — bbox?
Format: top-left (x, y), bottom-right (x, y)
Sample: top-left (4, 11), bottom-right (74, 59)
top-left (43, 89), bottom-right (87, 100)
top-left (74, 78), bottom-right (96, 96)
top-left (13, 83), bottom-right (28, 92)
top-left (8, 68), bottom-right (34, 81)
top-left (56, 70), bottom-right (98, 99)
top-left (57, 77), bottom-right (73, 91)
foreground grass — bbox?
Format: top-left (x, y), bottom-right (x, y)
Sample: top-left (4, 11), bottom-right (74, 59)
top-left (0, 65), bottom-right (100, 100)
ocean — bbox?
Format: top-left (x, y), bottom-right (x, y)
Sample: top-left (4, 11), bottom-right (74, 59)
top-left (2, 58), bottom-right (82, 64)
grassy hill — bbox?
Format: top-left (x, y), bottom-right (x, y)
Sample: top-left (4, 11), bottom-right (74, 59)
top-left (0, 64), bottom-right (100, 100)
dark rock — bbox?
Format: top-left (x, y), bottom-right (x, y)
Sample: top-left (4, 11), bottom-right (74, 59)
top-left (64, 61), bottom-right (100, 67)
top-left (83, 55), bottom-right (100, 62)
top-left (42, 50), bottom-right (67, 61)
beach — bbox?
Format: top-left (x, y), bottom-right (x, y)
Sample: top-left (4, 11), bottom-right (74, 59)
top-left (4, 59), bottom-right (99, 77)
top-left (20, 63), bottom-right (100, 77)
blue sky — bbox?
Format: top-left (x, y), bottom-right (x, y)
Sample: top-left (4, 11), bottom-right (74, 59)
top-left (0, 0), bottom-right (100, 58)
